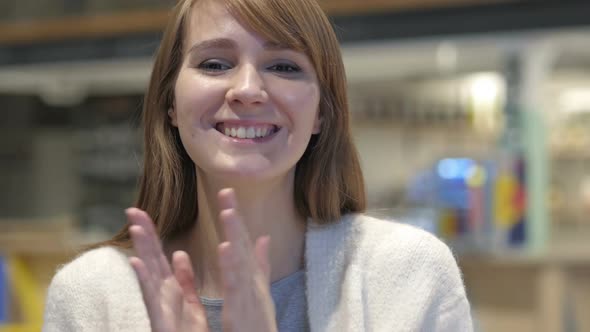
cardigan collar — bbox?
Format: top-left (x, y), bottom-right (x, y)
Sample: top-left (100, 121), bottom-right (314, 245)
top-left (304, 214), bottom-right (358, 331)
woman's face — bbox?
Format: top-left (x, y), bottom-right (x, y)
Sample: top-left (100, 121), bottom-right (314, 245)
top-left (171, 0), bottom-right (321, 182)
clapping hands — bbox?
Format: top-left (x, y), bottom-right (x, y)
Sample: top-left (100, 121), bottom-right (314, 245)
top-left (127, 188), bottom-right (277, 332)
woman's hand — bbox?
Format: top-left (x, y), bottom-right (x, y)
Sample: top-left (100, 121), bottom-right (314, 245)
top-left (217, 188), bottom-right (278, 332)
top-left (127, 208), bottom-right (209, 332)
top-left (126, 188), bottom-right (278, 332)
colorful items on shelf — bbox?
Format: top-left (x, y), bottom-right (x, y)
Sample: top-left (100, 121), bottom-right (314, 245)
top-left (0, 257), bottom-right (7, 324)
top-left (0, 256), bottom-right (43, 332)
top-left (407, 155), bottom-right (527, 252)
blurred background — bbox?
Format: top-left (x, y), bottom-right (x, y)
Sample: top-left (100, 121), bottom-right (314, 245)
top-left (1, 0), bottom-right (590, 331)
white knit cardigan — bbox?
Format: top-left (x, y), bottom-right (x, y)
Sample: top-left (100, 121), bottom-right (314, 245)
top-left (43, 214), bottom-right (473, 331)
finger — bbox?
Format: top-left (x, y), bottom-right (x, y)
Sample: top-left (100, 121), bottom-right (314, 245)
top-left (126, 209), bottom-right (164, 253)
top-left (171, 251), bottom-right (203, 308)
top-left (217, 189), bottom-right (254, 254)
top-left (219, 208), bottom-right (253, 254)
top-left (172, 251), bottom-right (211, 328)
top-left (217, 188), bottom-right (238, 211)
top-left (218, 242), bottom-right (237, 291)
top-left (126, 208), bottom-right (164, 254)
top-left (127, 208), bottom-right (172, 277)
top-left (219, 208), bottom-right (258, 288)
top-left (218, 189), bottom-right (246, 244)
top-left (129, 224), bottom-right (163, 279)
top-left (219, 240), bottom-right (275, 332)
top-left (254, 236), bottom-right (271, 282)
top-left (129, 223), bottom-right (169, 280)
top-left (129, 256), bottom-right (161, 317)
top-left (218, 242), bottom-right (240, 332)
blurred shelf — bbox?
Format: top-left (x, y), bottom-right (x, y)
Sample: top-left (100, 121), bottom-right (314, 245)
top-left (1, 1), bottom-right (590, 67)
top-left (551, 151), bottom-right (590, 161)
top-left (0, 217), bottom-right (112, 309)
top-left (0, 9), bottom-right (169, 45)
top-left (460, 248), bottom-right (590, 267)
top-left (0, 0), bottom-right (501, 45)
top-left (460, 246), bottom-right (590, 332)
top-left (0, 216), bottom-right (109, 255)
top-left (319, 0), bottom-right (506, 15)
top-left (459, 231), bottom-right (590, 267)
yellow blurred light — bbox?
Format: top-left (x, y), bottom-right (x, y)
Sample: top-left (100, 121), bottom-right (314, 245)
top-left (466, 165), bottom-right (487, 187)
top-left (464, 72), bottom-right (504, 133)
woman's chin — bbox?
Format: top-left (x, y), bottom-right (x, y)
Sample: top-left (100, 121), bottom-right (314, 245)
top-left (195, 152), bottom-right (297, 183)
top-left (207, 162), bottom-right (281, 182)
top-left (222, 167), bottom-right (271, 180)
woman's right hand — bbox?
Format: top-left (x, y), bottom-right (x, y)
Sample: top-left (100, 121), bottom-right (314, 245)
top-left (126, 208), bottom-right (209, 332)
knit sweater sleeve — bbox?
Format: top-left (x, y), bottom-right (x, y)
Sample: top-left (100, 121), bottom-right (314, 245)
top-left (353, 217), bottom-right (474, 332)
top-left (42, 247), bottom-right (150, 332)
top-left (421, 240), bottom-right (473, 332)
top-left (42, 262), bottom-right (103, 332)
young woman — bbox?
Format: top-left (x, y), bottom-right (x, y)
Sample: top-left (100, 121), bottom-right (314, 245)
top-left (43, 0), bottom-right (473, 331)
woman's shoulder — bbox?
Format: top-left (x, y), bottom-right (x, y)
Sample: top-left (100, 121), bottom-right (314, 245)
top-left (44, 246), bottom-right (149, 330)
top-left (47, 246), bottom-right (136, 295)
top-left (55, 246), bottom-right (132, 278)
top-left (307, 215), bottom-right (472, 330)
top-left (338, 213), bottom-right (462, 278)
top-left (309, 213), bottom-right (459, 270)
top-left (348, 214), bottom-right (472, 330)
top-left (325, 213), bottom-right (451, 254)
top-left (354, 214), bottom-right (447, 248)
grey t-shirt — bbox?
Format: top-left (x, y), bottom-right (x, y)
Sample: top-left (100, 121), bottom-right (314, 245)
top-left (201, 269), bottom-right (309, 332)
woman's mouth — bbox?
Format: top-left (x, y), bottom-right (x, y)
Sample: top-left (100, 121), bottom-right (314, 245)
top-left (215, 123), bottom-right (280, 139)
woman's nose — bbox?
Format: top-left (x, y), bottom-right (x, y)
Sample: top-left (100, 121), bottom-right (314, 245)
top-left (225, 64), bottom-right (269, 105)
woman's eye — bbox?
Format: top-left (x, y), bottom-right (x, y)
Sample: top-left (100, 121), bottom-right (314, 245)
top-left (198, 60), bottom-right (231, 72)
top-left (270, 63), bottom-right (301, 73)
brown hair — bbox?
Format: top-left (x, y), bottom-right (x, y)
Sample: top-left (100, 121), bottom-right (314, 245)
top-left (96, 0), bottom-right (366, 249)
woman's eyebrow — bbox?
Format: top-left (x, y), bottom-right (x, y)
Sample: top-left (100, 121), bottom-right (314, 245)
top-left (188, 38), bottom-right (292, 54)
top-left (262, 41), bottom-right (292, 51)
top-left (188, 38), bottom-right (237, 54)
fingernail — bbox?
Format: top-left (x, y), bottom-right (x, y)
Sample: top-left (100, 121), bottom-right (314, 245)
top-left (220, 209), bottom-right (237, 225)
top-left (125, 208), bottom-right (138, 216)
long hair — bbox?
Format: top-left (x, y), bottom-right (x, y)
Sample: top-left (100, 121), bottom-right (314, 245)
top-left (95, 0), bottom-right (366, 250)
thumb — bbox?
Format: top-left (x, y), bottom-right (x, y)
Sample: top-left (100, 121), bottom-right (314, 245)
top-left (254, 236), bottom-right (271, 281)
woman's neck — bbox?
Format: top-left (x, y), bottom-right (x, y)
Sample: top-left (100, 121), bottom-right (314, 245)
top-left (170, 168), bottom-right (307, 298)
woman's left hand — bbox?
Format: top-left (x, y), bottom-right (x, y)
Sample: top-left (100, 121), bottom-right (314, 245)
top-left (216, 188), bottom-right (278, 332)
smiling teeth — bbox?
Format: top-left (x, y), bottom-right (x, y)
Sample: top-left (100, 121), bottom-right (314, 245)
top-left (222, 125), bottom-right (274, 139)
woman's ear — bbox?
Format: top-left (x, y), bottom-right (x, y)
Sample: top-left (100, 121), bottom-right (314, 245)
top-left (168, 108), bottom-right (178, 127)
